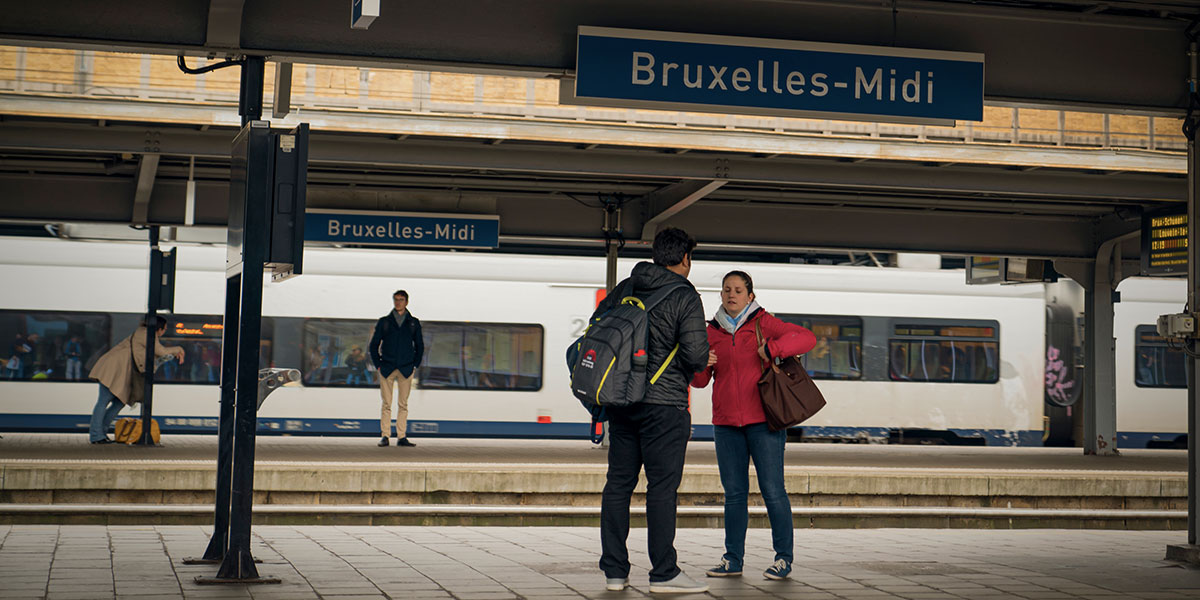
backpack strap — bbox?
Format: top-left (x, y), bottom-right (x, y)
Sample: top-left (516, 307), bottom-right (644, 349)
top-left (629, 282), bottom-right (690, 313)
top-left (633, 282), bottom-right (691, 385)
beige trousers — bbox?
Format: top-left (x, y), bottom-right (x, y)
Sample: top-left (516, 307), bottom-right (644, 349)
top-left (379, 370), bottom-right (414, 438)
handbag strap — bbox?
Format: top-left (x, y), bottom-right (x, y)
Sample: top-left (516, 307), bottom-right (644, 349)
top-left (753, 320), bottom-right (780, 374)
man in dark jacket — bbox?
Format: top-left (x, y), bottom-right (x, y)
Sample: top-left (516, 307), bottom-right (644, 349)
top-left (369, 289), bottom-right (424, 447)
top-left (594, 227), bottom-right (710, 594)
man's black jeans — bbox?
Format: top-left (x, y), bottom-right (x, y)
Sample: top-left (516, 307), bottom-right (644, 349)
top-left (599, 402), bottom-right (691, 582)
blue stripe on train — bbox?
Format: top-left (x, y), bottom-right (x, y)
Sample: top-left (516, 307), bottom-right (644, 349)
top-left (0, 414), bottom-right (1177, 447)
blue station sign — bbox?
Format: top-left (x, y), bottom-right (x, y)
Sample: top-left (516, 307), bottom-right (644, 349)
top-left (562, 27), bottom-right (984, 125)
top-left (305, 210), bottom-right (499, 249)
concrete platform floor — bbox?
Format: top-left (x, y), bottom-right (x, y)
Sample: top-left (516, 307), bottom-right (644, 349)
top-left (0, 525), bottom-right (1197, 599)
top-left (0, 434), bottom-right (1187, 473)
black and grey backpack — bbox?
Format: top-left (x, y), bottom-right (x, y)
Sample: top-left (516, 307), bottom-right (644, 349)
top-left (567, 282), bottom-right (688, 421)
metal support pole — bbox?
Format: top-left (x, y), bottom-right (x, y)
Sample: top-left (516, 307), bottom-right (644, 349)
top-left (1189, 40), bottom-right (1200, 549)
top-left (601, 201), bottom-right (622, 447)
top-left (217, 208), bottom-right (267, 581)
top-left (1190, 128), bottom-right (1200, 550)
top-left (190, 275), bottom-right (240, 564)
top-left (1167, 38), bottom-right (1200, 565)
top-left (603, 201), bottom-right (621, 293)
top-left (605, 239), bottom-right (618, 293)
top-left (137, 225), bottom-right (160, 446)
top-left (208, 122), bottom-right (275, 584)
top-left (194, 55), bottom-right (278, 585)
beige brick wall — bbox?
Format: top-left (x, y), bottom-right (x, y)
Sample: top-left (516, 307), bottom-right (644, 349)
top-left (92, 51), bottom-right (141, 90)
top-left (482, 75), bottom-right (526, 106)
top-left (0, 46), bottom-right (1186, 148)
top-left (368, 69), bottom-right (415, 103)
top-left (0, 47), bottom-right (18, 80)
top-left (24, 48), bottom-right (75, 85)
top-left (148, 54), bottom-right (195, 92)
top-left (313, 65), bottom-right (358, 99)
top-left (1018, 109), bottom-right (1057, 132)
top-left (532, 79), bottom-right (557, 108)
top-left (429, 72), bottom-right (474, 104)
top-left (1065, 112), bottom-right (1104, 134)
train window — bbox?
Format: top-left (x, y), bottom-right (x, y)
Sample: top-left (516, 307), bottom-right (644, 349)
top-left (776, 314), bottom-right (863, 380)
top-left (418, 322), bottom-right (544, 391)
top-left (889, 320), bottom-right (999, 383)
top-left (300, 319), bottom-right (378, 388)
top-left (1134, 325), bottom-right (1188, 388)
top-left (156, 315), bottom-right (274, 385)
top-left (0, 310), bottom-right (111, 382)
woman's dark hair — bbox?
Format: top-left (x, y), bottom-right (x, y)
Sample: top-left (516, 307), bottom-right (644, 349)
top-left (393, 290), bottom-right (409, 300)
top-left (652, 227), bottom-right (697, 267)
top-left (722, 270), bottom-right (754, 296)
top-left (150, 316), bottom-right (168, 330)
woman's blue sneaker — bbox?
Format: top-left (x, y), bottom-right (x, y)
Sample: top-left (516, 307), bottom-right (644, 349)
top-left (705, 558), bottom-right (742, 577)
top-left (764, 559), bottom-right (791, 580)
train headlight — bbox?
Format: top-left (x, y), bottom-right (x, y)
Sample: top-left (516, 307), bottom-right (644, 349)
top-left (257, 368), bottom-right (301, 409)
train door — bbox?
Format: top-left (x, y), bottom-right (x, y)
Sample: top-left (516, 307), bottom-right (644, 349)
top-left (1044, 302), bottom-right (1083, 446)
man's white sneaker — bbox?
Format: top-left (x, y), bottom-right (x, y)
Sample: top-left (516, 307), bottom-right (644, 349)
top-left (648, 571), bottom-right (709, 594)
top-left (606, 577), bottom-right (628, 591)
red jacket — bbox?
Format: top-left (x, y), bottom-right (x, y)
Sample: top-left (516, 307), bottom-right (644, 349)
top-left (691, 308), bottom-right (816, 427)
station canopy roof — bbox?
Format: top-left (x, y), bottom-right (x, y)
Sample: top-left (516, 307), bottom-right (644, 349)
top-left (0, 0), bottom-right (1195, 263)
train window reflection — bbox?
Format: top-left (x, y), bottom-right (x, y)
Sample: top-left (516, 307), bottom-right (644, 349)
top-left (156, 315), bottom-right (273, 385)
top-left (1134, 325), bottom-right (1188, 388)
top-left (301, 319), bottom-right (377, 387)
top-left (0, 310), bottom-right (110, 382)
top-left (418, 323), bottom-right (543, 391)
top-left (776, 314), bottom-right (862, 380)
top-left (889, 320), bottom-right (999, 383)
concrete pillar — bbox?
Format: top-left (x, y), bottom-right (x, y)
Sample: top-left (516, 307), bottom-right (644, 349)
top-left (1082, 274), bottom-right (1117, 456)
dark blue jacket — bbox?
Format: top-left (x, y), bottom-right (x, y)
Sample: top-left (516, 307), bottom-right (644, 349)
top-left (369, 311), bottom-right (424, 378)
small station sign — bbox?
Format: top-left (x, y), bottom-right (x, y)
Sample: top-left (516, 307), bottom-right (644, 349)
top-left (562, 27), bottom-right (984, 125)
top-left (305, 210), bottom-right (500, 249)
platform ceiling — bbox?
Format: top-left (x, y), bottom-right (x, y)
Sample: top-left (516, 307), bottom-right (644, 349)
top-left (0, 0), bottom-right (1196, 260)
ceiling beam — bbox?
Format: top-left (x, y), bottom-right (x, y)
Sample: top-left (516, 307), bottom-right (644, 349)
top-left (0, 123), bottom-right (1182, 203)
top-left (639, 179), bottom-right (727, 240)
top-left (272, 61), bottom-right (293, 119)
top-left (0, 170), bottom-right (1132, 259)
top-left (0, 95), bottom-right (1184, 174)
top-left (131, 153), bottom-right (159, 225)
top-left (205, 0), bottom-right (246, 49)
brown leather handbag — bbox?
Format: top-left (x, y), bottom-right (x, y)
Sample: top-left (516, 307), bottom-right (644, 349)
top-left (755, 320), bottom-right (826, 432)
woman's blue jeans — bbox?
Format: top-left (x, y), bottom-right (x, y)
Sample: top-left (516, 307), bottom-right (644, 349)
top-left (88, 384), bottom-right (124, 442)
top-left (714, 422), bottom-right (793, 568)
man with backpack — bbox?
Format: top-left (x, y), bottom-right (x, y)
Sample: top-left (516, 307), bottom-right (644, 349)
top-left (592, 227), bottom-right (710, 594)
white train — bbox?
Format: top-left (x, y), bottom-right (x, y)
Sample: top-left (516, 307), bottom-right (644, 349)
top-left (0, 236), bottom-right (1187, 447)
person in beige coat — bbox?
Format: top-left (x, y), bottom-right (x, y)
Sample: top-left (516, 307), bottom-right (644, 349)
top-left (87, 316), bottom-right (185, 444)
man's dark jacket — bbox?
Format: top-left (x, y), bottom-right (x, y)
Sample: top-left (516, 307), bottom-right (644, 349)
top-left (369, 311), bottom-right (424, 378)
top-left (589, 262), bottom-right (709, 408)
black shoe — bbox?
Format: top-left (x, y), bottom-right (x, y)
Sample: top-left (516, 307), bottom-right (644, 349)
top-left (377, 437), bottom-right (389, 447)
top-left (396, 437), bottom-right (416, 447)
top-left (90, 438), bottom-right (114, 445)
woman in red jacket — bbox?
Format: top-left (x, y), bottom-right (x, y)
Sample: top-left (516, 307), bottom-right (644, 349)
top-left (691, 270), bottom-right (815, 581)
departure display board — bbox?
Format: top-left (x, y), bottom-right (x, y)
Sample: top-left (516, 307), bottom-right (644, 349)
top-left (1141, 208), bottom-right (1188, 276)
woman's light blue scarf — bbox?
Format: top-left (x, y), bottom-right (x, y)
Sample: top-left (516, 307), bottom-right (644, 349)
top-left (716, 300), bottom-right (760, 335)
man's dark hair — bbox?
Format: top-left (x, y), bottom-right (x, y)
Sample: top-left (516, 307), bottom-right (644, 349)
top-left (393, 290), bottom-right (409, 301)
top-left (652, 227), bottom-right (696, 267)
